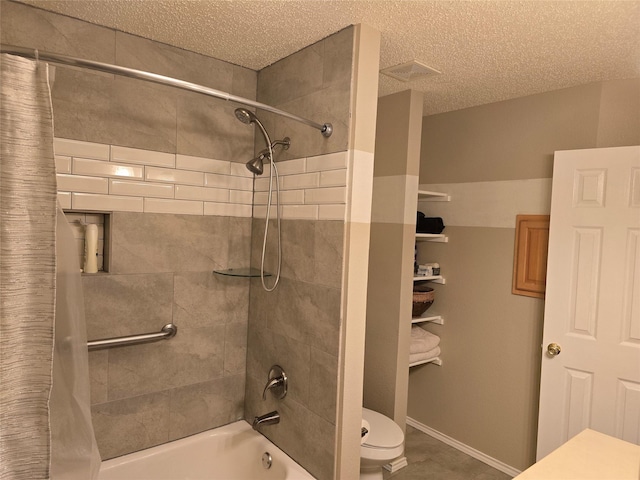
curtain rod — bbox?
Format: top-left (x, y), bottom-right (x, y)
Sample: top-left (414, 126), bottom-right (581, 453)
top-left (0, 45), bottom-right (333, 138)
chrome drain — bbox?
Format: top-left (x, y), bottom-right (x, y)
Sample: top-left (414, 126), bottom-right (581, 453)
top-left (262, 452), bottom-right (272, 469)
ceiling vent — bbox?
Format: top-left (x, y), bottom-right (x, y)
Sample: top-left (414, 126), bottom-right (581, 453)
top-left (380, 60), bottom-right (441, 82)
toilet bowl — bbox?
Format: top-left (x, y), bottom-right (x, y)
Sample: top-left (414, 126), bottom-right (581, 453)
top-left (360, 408), bottom-right (405, 480)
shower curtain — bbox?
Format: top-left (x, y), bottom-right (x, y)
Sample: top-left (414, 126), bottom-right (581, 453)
top-left (0, 54), bottom-right (100, 479)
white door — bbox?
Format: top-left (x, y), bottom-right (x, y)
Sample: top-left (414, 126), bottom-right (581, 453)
top-left (537, 146), bottom-right (640, 460)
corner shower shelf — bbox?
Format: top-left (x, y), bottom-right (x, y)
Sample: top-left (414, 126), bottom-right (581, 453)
top-left (409, 356), bottom-right (442, 367)
top-left (213, 268), bottom-right (272, 278)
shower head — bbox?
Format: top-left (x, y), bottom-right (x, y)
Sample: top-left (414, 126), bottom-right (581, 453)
top-left (244, 138), bottom-right (291, 176)
top-left (246, 151), bottom-right (269, 175)
top-left (234, 108), bottom-right (258, 125)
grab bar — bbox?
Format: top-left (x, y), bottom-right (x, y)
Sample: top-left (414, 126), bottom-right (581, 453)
top-left (87, 323), bottom-right (177, 351)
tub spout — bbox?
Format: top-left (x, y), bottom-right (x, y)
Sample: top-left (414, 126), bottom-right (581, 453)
top-left (252, 411), bottom-right (280, 430)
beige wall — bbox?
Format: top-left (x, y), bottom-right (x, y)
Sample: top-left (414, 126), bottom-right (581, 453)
top-left (365, 90), bottom-right (423, 429)
top-left (420, 79), bottom-right (640, 184)
top-left (410, 77), bottom-right (640, 472)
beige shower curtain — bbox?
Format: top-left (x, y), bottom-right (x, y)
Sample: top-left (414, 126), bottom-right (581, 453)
top-left (0, 54), bottom-right (100, 479)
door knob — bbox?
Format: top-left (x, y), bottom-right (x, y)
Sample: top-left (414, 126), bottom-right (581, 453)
top-left (547, 343), bottom-right (561, 356)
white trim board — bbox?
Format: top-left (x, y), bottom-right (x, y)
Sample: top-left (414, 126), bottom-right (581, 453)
top-left (406, 416), bottom-right (521, 478)
top-left (383, 456), bottom-right (408, 473)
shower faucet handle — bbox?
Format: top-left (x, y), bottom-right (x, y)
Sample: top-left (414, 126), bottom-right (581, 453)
top-left (262, 365), bottom-right (287, 400)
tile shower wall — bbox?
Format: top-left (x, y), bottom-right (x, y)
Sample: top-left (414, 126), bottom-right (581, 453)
top-left (244, 27), bottom-right (354, 480)
top-left (3, 2), bottom-right (357, 472)
top-left (53, 136), bottom-right (347, 461)
top-left (1, 0), bottom-right (255, 459)
top-left (54, 137), bottom-right (347, 220)
top-left (85, 211), bottom-right (250, 458)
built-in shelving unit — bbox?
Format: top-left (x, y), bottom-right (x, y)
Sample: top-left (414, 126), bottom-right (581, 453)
top-left (410, 189), bottom-right (450, 368)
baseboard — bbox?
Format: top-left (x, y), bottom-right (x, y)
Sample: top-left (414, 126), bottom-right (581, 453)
top-left (406, 417), bottom-right (521, 478)
top-left (383, 456), bottom-right (408, 473)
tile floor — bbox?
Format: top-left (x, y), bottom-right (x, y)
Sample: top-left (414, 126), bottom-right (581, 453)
top-left (384, 426), bottom-right (514, 480)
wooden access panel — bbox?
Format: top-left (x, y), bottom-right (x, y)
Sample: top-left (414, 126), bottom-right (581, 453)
top-left (512, 214), bottom-right (550, 299)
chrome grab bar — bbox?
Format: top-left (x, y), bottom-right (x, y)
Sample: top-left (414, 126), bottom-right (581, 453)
top-left (87, 323), bottom-right (177, 351)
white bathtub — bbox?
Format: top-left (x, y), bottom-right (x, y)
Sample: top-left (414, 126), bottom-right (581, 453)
top-left (98, 420), bottom-right (315, 480)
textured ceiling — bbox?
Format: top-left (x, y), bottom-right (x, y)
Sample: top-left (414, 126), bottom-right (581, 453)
top-left (18, 0), bottom-right (640, 115)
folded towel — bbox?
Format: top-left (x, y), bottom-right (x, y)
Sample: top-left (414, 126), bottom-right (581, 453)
top-left (410, 327), bottom-right (440, 354)
top-left (409, 346), bottom-right (441, 364)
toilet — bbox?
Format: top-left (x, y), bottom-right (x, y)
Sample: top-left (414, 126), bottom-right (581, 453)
top-left (360, 408), bottom-right (405, 480)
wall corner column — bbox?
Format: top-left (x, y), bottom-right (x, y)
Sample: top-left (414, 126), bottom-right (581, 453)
top-left (335, 23), bottom-right (380, 480)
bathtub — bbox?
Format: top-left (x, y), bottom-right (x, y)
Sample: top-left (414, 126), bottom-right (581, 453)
top-left (98, 420), bottom-right (315, 479)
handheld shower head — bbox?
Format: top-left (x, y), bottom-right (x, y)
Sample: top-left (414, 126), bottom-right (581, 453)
top-left (234, 108), bottom-right (258, 125)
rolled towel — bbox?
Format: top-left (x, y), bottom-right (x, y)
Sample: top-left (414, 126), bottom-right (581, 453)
top-left (409, 346), bottom-right (441, 364)
top-left (410, 327), bottom-right (440, 354)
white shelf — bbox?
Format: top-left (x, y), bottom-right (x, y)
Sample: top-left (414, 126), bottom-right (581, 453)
top-left (418, 190), bottom-right (451, 202)
top-left (416, 233), bottom-right (448, 243)
top-left (410, 189), bottom-right (448, 370)
top-left (409, 356), bottom-right (442, 367)
top-left (412, 313), bottom-right (443, 325)
top-left (413, 275), bottom-right (445, 284)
